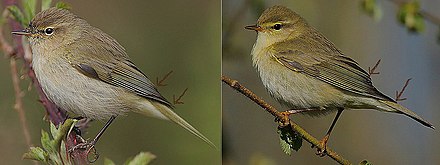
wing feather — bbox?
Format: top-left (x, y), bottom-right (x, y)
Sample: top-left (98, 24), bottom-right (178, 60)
top-left (271, 34), bottom-right (394, 102)
top-left (68, 30), bottom-right (173, 107)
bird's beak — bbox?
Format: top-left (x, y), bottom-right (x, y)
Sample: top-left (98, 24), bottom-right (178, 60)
top-left (12, 28), bottom-right (32, 36)
top-left (245, 25), bottom-right (262, 32)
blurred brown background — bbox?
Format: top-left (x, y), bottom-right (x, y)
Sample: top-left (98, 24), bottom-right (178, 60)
top-left (223, 0), bottom-right (440, 164)
top-left (0, 0), bottom-right (221, 164)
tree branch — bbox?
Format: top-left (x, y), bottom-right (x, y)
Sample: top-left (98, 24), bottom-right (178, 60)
top-left (222, 75), bottom-right (350, 165)
top-left (10, 58), bottom-right (33, 147)
top-left (0, 1), bottom-right (89, 163)
top-left (0, 4), bottom-right (33, 151)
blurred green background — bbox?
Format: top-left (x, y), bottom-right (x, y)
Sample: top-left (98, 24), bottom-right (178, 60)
top-left (0, 0), bottom-right (220, 164)
top-left (223, 0), bottom-right (440, 164)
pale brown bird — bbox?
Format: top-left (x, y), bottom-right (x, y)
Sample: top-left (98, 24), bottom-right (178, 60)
top-left (13, 7), bottom-right (215, 152)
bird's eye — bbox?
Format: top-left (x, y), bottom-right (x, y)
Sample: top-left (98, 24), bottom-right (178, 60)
top-left (272, 23), bottom-right (282, 30)
top-left (44, 28), bottom-right (54, 35)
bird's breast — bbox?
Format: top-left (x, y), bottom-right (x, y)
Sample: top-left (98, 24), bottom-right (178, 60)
top-left (251, 39), bottom-right (346, 111)
top-left (31, 50), bottom-right (131, 120)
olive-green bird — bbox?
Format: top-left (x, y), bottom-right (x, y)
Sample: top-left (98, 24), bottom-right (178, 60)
top-left (246, 5), bottom-right (434, 154)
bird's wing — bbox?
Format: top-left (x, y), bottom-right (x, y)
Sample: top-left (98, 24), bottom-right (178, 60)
top-left (67, 33), bottom-right (173, 108)
top-left (269, 36), bottom-right (395, 102)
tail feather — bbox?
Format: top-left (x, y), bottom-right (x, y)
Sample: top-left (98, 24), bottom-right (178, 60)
top-left (379, 100), bottom-right (434, 129)
top-left (151, 102), bottom-right (217, 148)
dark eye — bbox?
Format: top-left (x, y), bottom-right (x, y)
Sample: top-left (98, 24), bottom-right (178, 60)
top-left (273, 23), bottom-right (282, 30)
top-left (44, 28), bottom-right (54, 35)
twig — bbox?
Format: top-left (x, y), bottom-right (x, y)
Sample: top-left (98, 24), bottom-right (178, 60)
top-left (0, 0), bottom-right (89, 163)
top-left (0, 7), bottom-right (33, 150)
top-left (10, 58), bottom-right (33, 147)
top-left (0, 4), bottom-right (37, 165)
top-left (156, 70), bottom-right (173, 86)
top-left (395, 78), bottom-right (412, 101)
top-left (173, 88), bottom-right (188, 105)
top-left (368, 59), bottom-right (381, 76)
top-left (0, 11), bottom-right (14, 56)
top-left (222, 75), bottom-right (351, 165)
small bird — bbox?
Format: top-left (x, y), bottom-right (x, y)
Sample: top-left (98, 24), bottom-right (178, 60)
top-left (245, 5), bottom-right (433, 155)
top-left (12, 7), bottom-right (215, 149)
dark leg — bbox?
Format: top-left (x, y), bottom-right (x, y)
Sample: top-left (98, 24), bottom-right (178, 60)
top-left (276, 108), bottom-right (321, 126)
top-left (69, 115), bottom-right (116, 162)
top-left (283, 108), bottom-right (315, 114)
top-left (72, 117), bottom-right (93, 136)
top-left (90, 115), bottom-right (116, 146)
top-left (316, 108), bottom-right (343, 156)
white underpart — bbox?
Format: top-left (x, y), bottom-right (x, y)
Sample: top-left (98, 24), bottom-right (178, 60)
top-left (251, 32), bottom-right (375, 111)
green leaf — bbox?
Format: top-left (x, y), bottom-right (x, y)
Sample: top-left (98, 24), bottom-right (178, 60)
top-left (23, 147), bottom-right (48, 161)
top-left (50, 122), bottom-right (59, 140)
top-left (45, 120), bottom-right (76, 165)
top-left (125, 152), bottom-right (156, 165)
top-left (55, 2), bottom-right (71, 10)
top-left (279, 136), bottom-right (292, 155)
top-left (360, 0), bottom-right (382, 21)
top-left (41, 0), bottom-right (52, 11)
top-left (40, 130), bottom-right (55, 153)
top-left (104, 158), bottom-right (116, 165)
top-left (7, 5), bottom-right (26, 26)
top-left (59, 140), bottom-right (69, 164)
top-left (412, 14), bottom-right (425, 32)
top-left (22, 0), bottom-right (36, 24)
top-left (54, 119), bottom-right (76, 149)
top-left (277, 125), bottom-right (303, 155)
top-left (360, 160), bottom-right (373, 165)
top-left (397, 1), bottom-right (425, 33)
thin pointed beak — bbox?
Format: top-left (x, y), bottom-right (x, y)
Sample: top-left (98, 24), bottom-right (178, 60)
top-left (12, 29), bottom-right (31, 36)
top-left (245, 25), bottom-right (262, 32)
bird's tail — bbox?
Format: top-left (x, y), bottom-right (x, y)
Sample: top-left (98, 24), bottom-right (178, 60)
top-left (379, 100), bottom-right (434, 129)
top-left (143, 101), bottom-right (216, 148)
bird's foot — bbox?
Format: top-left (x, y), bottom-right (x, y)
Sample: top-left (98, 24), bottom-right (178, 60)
top-left (68, 139), bottom-right (99, 163)
top-left (72, 126), bottom-right (82, 136)
top-left (275, 109), bottom-right (310, 126)
top-left (315, 135), bottom-right (329, 157)
top-left (69, 141), bottom-right (93, 151)
top-left (275, 111), bottom-right (294, 126)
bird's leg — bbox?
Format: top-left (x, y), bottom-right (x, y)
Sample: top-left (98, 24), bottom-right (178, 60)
top-left (276, 108), bottom-right (320, 126)
top-left (72, 126), bottom-right (82, 136)
top-left (316, 108), bottom-right (343, 157)
top-left (71, 116), bottom-right (93, 136)
top-left (69, 115), bottom-right (116, 163)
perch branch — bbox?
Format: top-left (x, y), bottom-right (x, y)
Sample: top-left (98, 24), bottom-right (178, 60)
top-left (0, 7), bottom-right (33, 150)
top-left (10, 59), bottom-right (33, 147)
top-left (222, 75), bottom-right (350, 165)
top-left (0, 0), bottom-right (89, 163)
